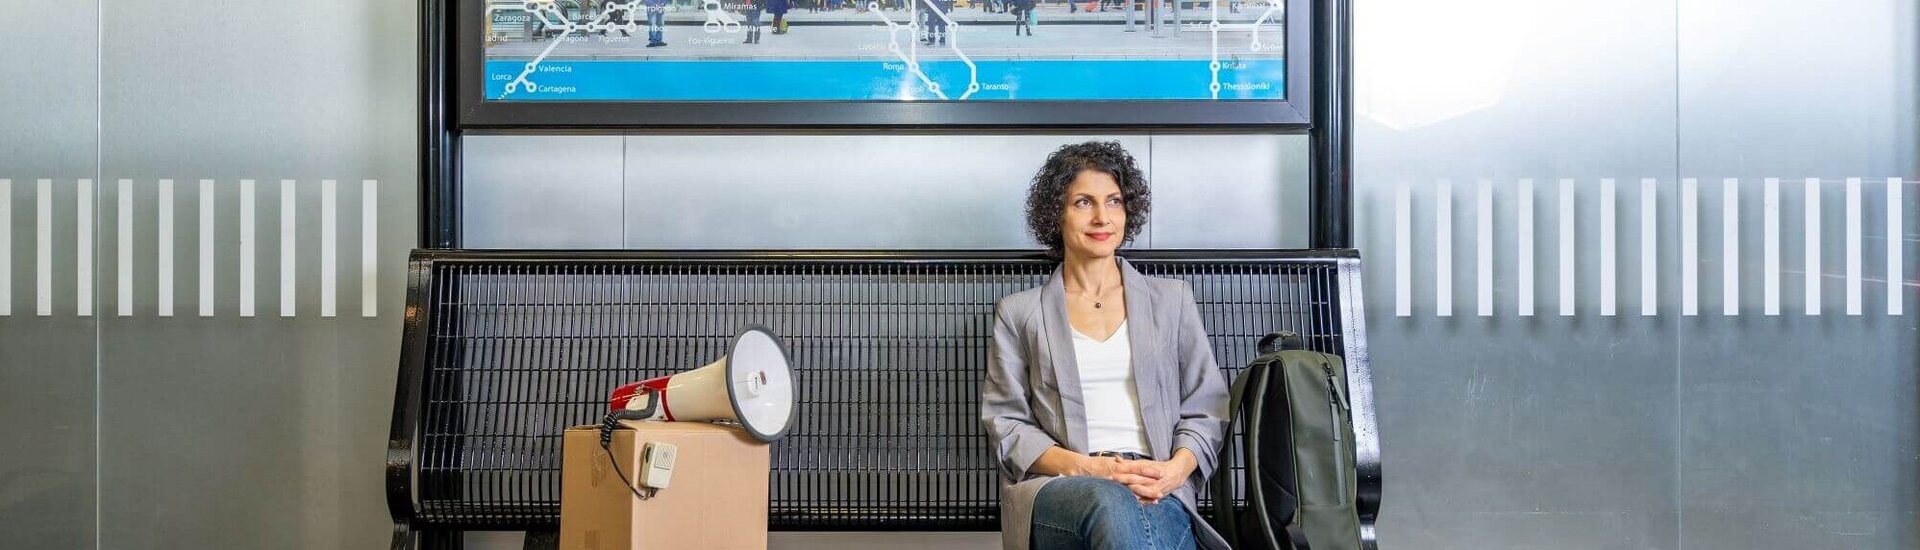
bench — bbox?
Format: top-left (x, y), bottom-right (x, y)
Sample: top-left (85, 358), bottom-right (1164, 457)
top-left (385, 249), bottom-right (1380, 548)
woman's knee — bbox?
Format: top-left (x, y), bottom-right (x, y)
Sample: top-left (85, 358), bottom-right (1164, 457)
top-left (1033, 477), bottom-right (1166, 547)
top-left (1036, 476), bottom-right (1149, 534)
top-left (1040, 476), bottom-right (1139, 508)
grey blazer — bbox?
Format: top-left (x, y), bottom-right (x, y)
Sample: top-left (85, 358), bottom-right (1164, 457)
top-left (980, 258), bottom-right (1233, 550)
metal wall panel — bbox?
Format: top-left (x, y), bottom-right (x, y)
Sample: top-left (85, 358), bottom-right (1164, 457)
top-left (1149, 134), bottom-right (1310, 249)
top-left (464, 135), bottom-right (626, 249)
top-left (0, 1), bottom-right (100, 547)
top-left (1353, 0), bottom-right (1686, 547)
top-left (463, 133), bottom-right (1316, 251)
top-left (1363, 179), bottom-right (1685, 549)
top-left (1676, 1), bottom-right (1920, 547)
top-left (620, 133), bottom-right (1151, 249)
top-left (1356, 0), bottom-right (1918, 548)
top-left (0, 181), bottom-right (100, 549)
top-left (95, 0), bottom-right (418, 547)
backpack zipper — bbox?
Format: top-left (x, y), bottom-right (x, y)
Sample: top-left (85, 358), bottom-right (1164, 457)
top-left (1323, 360), bottom-right (1348, 504)
top-left (1322, 362), bottom-right (1343, 443)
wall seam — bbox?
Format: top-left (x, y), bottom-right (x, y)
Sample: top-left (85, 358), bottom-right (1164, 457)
top-left (93, 0), bottom-right (104, 546)
top-left (1147, 133), bottom-right (1155, 249)
top-left (1672, 0), bottom-right (1686, 548)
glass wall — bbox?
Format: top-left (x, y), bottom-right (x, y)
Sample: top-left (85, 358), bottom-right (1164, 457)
top-left (1355, 0), bottom-right (1918, 546)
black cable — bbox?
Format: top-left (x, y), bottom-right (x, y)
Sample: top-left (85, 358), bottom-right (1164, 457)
top-left (600, 412), bottom-right (655, 501)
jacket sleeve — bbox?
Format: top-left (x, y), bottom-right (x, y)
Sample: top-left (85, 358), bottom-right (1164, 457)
top-left (980, 302), bottom-right (1061, 481)
top-left (1171, 282), bottom-right (1232, 481)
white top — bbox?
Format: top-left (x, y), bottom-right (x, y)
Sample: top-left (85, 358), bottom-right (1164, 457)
top-left (1069, 321), bottom-right (1151, 455)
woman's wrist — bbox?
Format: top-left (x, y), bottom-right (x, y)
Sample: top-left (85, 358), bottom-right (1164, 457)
top-left (1074, 453), bottom-right (1111, 477)
top-left (1169, 449), bottom-right (1200, 478)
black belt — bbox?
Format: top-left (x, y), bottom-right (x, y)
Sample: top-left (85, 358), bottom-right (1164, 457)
top-left (1089, 451), bottom-right (1147, 460)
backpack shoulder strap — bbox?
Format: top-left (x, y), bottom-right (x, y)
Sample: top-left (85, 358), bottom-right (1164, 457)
top-left (1242, 363), bottom-right (1287, 550)
top-left (1213, 359), bottom-right (1264, 548)
top-left (1216, 350), bottom-right (1288, 548)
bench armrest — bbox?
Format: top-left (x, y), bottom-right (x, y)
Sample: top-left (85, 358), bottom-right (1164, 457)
top-left (386, 256), bottom-right (435, 527)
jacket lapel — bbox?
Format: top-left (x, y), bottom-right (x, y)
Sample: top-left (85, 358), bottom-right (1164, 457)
top-left (1040, 266), bottom-right (1089, 452)
top-left (1117, 257), bottom-right (1165, 459)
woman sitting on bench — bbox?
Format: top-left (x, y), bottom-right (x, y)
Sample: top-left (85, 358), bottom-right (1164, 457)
top-left (981, 141), bottom-right (1232, 550)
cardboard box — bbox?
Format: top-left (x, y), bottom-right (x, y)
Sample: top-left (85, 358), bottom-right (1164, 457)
top-left (561, 421), bottom-right (770, 550)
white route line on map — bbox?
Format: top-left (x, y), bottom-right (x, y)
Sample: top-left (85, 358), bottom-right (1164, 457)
top-left (498, 2), bottom-right (646, 99)
top-left (870, 0), bottom-right (979, 100)
top-left (1208, 0), bottom-right (1280, 98)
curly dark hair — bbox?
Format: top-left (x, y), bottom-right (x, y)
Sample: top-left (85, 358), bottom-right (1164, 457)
top-left (1024, 141), bottom-right (1151, 257)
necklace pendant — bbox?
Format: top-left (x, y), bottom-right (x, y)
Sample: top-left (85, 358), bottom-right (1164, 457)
top-left (1094, 302), bottom-right (1103, 309)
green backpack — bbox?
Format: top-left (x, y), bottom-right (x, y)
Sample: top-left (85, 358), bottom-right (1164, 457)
top-left (1211, 331), bottom-right (1363, 550)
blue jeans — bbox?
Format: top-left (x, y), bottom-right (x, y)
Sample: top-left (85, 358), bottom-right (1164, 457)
top-left (646, 9), bottom-right (666, 43)
top-left (1031, 476), bottom-right (1196, 550)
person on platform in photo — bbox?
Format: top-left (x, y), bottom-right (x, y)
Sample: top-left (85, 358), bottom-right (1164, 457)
top-left (1012, 0), bottom-right (1034, 36)
top-left (981, 141), bottom-right (1233, 550)
top-left (739, 0), bottom-right (764, 43)
top-left (769, 0), bottom-right (791, 34)
top-left (921, 0), bottom-right (951, 45)
top-left (643, 0), bottom-right (670, 46)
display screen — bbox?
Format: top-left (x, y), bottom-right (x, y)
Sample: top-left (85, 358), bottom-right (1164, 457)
top-left (481, 0), bottom-right (1285, 101)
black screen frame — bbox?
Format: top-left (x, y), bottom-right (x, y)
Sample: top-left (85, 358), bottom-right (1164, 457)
top-left (450, 0), bottom-right (1316, 129)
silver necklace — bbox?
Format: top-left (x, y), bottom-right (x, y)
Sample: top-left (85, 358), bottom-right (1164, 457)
top-left (1069, 285), bottom-right (1118, 309)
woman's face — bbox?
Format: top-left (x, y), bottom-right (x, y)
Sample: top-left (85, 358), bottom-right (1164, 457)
top-left (1059, 169), bottom-right (1126, 259)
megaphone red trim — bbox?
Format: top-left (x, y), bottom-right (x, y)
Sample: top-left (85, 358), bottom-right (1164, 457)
top-left (608, 375), bottom-right (676, 421)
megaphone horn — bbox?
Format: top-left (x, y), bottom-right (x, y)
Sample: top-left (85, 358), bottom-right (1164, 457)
top-left (607, 327), bottom-right (795, 443)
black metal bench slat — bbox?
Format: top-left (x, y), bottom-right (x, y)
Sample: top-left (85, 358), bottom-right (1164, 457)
top-left (387, 249), bottom-right (1378, 537)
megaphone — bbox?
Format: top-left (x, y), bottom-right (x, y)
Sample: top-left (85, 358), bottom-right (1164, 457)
top-left (606, 327), bottom-right (795, 443)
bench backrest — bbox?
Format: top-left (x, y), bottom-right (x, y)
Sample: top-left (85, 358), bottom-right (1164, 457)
top-left (386, 250), bottom-right (1378, 532)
